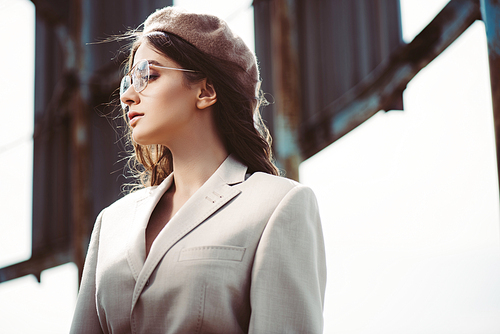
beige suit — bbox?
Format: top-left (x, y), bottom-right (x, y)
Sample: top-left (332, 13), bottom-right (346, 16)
top-left (70, 155), bottom-right (326, 334)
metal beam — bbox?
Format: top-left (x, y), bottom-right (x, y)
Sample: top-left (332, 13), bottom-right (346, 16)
top-left (30, 0), bottom-right (66, 25)
top-left (269, 0), bottom-right (302, 181)
top-left (70, 0), bottom-right (93, 286)
top-left (0, 0), bottom-right (172, 286)
top-left (300, 0), bottom-right (482, 158)
top-left (0, 247), bottom-right (71, 283)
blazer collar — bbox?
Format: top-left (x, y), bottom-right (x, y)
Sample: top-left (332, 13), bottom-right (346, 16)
top-left (129, 154), bottom-right (247, 312)
top-left (126, 173), bottom-right (174, 281)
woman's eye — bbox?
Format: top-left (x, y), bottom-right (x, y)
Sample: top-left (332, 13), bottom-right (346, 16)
top-left (147, 74), bottom-right (159, 81)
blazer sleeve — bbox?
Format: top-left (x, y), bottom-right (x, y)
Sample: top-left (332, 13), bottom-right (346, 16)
top-left (70, 210), bottom-right (105, 334)
top-left (249, 185), bottom-right (327, 334)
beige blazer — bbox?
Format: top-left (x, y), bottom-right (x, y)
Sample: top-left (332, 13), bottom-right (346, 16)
top-left (70, 155), bottom-right (326, 334)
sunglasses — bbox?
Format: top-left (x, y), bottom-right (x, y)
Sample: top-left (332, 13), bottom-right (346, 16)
top-left (120, 59), bottom-right (198, 109)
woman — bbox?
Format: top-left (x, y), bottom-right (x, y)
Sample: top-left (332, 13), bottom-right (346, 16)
top-left (71, 6), bottom-right (326, 334)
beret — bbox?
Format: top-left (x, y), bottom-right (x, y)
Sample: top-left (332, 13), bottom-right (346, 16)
top-left (143, 7), bottom-right (259, 91)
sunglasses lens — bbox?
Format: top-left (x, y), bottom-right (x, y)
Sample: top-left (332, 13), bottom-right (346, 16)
top-left (119, 59), bottom-right (150, 110)
top-left (134, 59), bottom-right (149, 92)
top-left (120, 76), bottom-right (130, 95)
top-left (120, 76), bottom-right (131, 110)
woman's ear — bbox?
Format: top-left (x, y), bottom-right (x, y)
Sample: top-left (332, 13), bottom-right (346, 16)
top-left (196, 79), bottom-right (217, 110)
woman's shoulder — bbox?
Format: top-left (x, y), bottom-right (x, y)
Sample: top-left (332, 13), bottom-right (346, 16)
top-left (243, 172), bottom-right (315, 198)
top-left (246, 171), bottom-right (299, 187)
top-left (104, 185), bottom-right (155, 211)
top-left (239, 172), bottom-right (320, 224)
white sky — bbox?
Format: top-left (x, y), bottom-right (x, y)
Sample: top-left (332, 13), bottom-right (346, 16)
top-left (0, 0), bottom-right (499, 333)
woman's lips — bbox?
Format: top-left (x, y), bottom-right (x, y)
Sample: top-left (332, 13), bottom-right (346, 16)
top-left (127, 111), bottom-right (144, 126)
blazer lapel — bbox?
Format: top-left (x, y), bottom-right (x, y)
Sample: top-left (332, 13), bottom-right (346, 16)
top-left (130, 155), bottom-right (248, 312)
top-left (126, 174), bottom-right (174, 281)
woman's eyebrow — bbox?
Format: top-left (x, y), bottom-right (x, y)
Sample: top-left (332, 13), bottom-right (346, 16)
top-left (148, 60), bottom-right (164, 66)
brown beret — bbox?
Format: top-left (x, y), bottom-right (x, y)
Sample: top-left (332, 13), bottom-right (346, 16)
top-left (143, 7), bottom-right (259, 92)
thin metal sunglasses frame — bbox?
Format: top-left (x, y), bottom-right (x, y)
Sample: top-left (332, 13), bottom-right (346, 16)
top-left (120, 59), bottom-right (198, 94)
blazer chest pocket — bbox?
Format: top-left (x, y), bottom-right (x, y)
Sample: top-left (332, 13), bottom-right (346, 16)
top-left (178, 246), bottom-right (246, 262)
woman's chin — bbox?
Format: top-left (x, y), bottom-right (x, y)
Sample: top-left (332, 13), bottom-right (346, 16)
top-left (131, 132), bottom-right (151, 146)
top-left (132, 131), bottom-right (166, 147)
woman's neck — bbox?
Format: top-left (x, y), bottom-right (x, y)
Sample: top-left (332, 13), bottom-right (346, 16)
top-left (168, 137), bottom-right (228, 200)
top-left (162, 103), bottom-right (227, 199)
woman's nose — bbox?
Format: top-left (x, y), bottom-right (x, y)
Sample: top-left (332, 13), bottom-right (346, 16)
top-left (120, 84), bottom-right (139, 107)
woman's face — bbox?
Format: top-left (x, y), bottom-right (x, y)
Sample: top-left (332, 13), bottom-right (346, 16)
top-left (120, 42), bottom-right (200, 147)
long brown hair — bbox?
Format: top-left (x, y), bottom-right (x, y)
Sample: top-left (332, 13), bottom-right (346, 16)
top-left (122, 32), bottom-right (278, 189)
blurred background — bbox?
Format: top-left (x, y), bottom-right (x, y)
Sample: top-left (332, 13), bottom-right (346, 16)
top-left (0, 0), bottom-right (499, 333)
